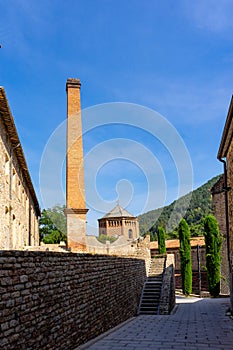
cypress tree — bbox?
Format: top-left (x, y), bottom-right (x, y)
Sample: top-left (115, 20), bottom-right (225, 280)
top-left (203, 215), bottom-right (222, 297)
top-left (158, 226), bottom-right (166, 254)
top-left (178, 219), bottom-right (192, 295)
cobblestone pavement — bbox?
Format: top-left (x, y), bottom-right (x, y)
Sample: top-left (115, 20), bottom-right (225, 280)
top-left (78, 297), bottom-right (233, 350)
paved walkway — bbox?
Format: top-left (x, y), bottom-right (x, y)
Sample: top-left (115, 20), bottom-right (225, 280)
top-left (78, 297), bottom-right (233, 350)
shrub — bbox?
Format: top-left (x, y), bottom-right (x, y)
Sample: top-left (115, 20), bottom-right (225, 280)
top-left (157, 226), bottom-right (166, 254)
top-left (178, 219), bottom-right (192, 295)
top-left (203, 215), bottom-right (222, 297)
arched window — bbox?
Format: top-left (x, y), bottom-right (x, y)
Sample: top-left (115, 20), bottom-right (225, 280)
top-left (128, 229), bottom-right (133, 239)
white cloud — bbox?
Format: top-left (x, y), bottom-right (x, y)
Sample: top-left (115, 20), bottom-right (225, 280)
top-left (112, 76), bottom-right (232, 128)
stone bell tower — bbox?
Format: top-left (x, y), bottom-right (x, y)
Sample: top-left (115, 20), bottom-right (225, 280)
top-left (65, 78), bottom-right (88, 252)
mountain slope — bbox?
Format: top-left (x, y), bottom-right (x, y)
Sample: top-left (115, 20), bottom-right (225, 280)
top-left (138, 174), bottom-right (221, 239)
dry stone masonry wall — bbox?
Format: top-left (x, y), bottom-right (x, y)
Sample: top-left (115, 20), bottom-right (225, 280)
top-left (159, 254), bottom-right (175, 315)
top-left (0, 251), bottom-right (147, 350)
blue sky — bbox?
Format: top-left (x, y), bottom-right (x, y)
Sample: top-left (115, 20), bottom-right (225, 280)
top-left (1, 0), bottom-right (233, 234)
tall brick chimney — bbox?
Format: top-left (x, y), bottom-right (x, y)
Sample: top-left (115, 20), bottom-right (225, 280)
top-left (65, 78), bottom-right (88, 252)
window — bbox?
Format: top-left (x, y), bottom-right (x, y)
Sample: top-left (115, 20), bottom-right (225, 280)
top-left (128, 229), bottom-right (133, 239)
top-left (12, 169), bottom-right (16, 193)
top-left (5, 154), bottom-right (9, 178)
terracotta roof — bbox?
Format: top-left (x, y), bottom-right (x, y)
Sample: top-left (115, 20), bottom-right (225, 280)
top-left (0, 87), bottom-right (40, 216)
top-left (150, 237), bottom-right (205, 250)
top-left (218, 95), bottom-right (233, 159)
top-left (99, 204), bottom-right (135, 219)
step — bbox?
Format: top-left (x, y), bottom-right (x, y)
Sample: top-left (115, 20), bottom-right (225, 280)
top-left (139, 307), bottom-right (158, 312)
top-left (143, 290), bottom-right (161, 294)
top-left (144, 286), bottom-right (161, 290)
top-left (148, 276), bottom-right (163, 278)
top-left (147, 279), bottom-right (162, 282)
top-left (138, 257), bottom-right (166, 316)
top-left (143, 294), bottom-right (160, 299)
top-left (138, 311), bottom-right (158, 315)
top-left (141, 296), bottom-right (160, 300)
top-left (141, 300), bottom-right (160, 304)
top-left (144, 288), bottom-right (161, 292)
top-left (142, 292), bottom-right (161, 296)
top-left (143, 289), bottom-right (161, 292)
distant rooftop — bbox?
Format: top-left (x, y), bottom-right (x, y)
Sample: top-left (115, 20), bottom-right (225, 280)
top-left (100, 204), bottom-right (135, 219)
top-left (150, 236), bottom-right (205, 250)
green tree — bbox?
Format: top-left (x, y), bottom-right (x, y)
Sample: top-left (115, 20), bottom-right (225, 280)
top-left (157, 226), bottom-right (166, 254)
top-left (203, 215), bottom-right (222, 297)
top-left (139, 174), bottom-right (221, 238)
top-left (39, 205), bottom-right (67, 244)
top-left (178, 219), bottom-right (192, 296)
top-left (150, 231), bottom-right (157, 242)
top-left (97, 234), bottom-right (118, 244)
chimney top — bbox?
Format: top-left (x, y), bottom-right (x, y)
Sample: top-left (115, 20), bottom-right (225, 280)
top-left (66, 78), bottom-right (81, 91)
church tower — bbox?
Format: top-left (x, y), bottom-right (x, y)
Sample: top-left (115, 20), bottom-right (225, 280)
top-left (65, 78), bottom-right (88, 251)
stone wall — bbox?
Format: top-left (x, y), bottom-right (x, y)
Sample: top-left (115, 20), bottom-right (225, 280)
top-left (226, 141), bottom-right (233, 300)
top-left (211, 175), bottom-right (230, 295)
top-left (0, 251), bottom-right (146, 350)
top-left (159, 254), bottom-right (175, 314)
top-left (152, 246), bottom-right (206, 272)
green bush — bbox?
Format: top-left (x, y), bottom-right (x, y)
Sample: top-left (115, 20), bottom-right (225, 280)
top-left (178, 219), bottom-right (192, 295)
top-left (203, 215), bottom-right (222, 297)
top-left (39, 206), bottom-right (67, 244)
top-left (97, 234), bottom-right (117, 244)
top-left (157, 226), bottom-right (166, 254)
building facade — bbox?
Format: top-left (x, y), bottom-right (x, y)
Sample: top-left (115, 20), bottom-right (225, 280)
top-left (98, 204), bottom-right (140, 241)
top-left (217, 95), bottom-right (233, 309)
top-left (211, 175), bottom-right (230, 295)
top-left (0, 87), bottom-right (40, 249)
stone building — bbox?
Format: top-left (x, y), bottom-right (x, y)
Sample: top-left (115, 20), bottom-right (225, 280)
top-left (0, 87), bottom-right (40, 249)
top-left (98, 204), bottom-right (139, 241)
top-left (211, 175), bottom-right (230, 295)
top-left (217, 95), bottom-right (233, 309)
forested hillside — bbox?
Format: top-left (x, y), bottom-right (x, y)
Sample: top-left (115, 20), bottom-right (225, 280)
top-left (139, 174), bottom-right (221, 240)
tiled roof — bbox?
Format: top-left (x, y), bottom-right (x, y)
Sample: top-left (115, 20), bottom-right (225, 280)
top-left (100, 204), bottom-right (135, 219)
top-left (150, 236), bottom-right (205, 250)
top-left (0, 87), bottom-right (40, 216)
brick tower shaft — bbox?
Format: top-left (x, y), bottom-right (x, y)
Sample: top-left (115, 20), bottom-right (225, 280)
top-left (65, 78), bottom-right (88, 252)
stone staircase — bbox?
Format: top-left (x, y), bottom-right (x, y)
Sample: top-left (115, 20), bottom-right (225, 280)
top-left (138, 256), bottom-right (166, 315)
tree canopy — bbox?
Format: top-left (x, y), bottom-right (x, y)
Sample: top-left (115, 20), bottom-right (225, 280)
top-left (97, 234), bottom-right (118, 244)
top-left (203, 215), bottom-right (222, 297)
top-left (157, 226), bottom-right (166, 254)
top-left (39, 205), bottom-right (67, 244)
top-left (178, 219), bottom-right (192, 296)
top-left (139, 174), bottom-right (221, 240)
